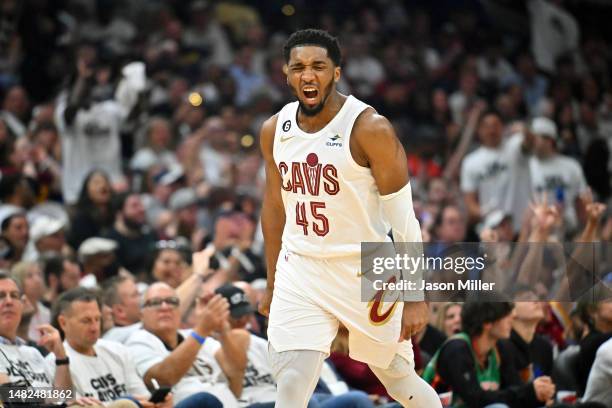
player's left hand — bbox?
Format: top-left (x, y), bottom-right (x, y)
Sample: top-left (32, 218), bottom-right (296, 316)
top-left (400, 301), bottom-right (429, 341)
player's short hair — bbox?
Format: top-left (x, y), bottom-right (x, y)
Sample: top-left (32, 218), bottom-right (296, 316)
top-left (283, 29), bottom-right (342, 66)
top-left (461, 301), bottom-right (514, 337)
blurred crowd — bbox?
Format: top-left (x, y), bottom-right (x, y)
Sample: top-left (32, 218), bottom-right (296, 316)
top-left (0, 0), bottom-right (611, 407)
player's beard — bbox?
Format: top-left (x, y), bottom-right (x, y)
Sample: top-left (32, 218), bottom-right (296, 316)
top-left (297, 81), bottom-right (334, 117)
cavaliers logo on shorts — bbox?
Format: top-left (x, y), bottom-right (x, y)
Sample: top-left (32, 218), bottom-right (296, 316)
top-left (368, 275), bottom-right (399, 326)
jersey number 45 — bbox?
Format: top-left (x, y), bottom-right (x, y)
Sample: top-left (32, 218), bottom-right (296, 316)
top-left (296, 201), bottom-right (329, 236)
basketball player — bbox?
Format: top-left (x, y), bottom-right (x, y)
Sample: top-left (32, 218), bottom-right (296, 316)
top-left (259, 29), bottom-right (442, 408)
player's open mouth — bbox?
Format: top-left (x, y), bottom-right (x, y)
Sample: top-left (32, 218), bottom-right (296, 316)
top-left (302, 86), bottom-right (319, 102)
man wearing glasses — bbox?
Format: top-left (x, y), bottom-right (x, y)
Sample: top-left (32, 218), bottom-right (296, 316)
top-left (0, 272), bottom-right (73, 404)
top-left (54, 287), bottom-right (165, 408)
top-left (127, 282), bottom-right (249, 408)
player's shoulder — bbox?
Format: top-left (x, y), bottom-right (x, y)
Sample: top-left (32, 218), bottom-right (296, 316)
top-left (351, 106), bottom-right (397, 147)
top-left (260, 113), bottom-right (280, 136)
top-left (259, 113), bottom-right (280, 157)
top-left (353, 106), bottom-right (392, 133)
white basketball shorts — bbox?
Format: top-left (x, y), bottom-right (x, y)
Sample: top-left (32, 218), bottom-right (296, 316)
top-left (267, 247), bottom-right (413, 369)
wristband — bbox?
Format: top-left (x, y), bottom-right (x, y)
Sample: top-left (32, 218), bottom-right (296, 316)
top-left (55, 357), bottom-right (70, 366)
top-left (191, 331), bottom-right (206, 345)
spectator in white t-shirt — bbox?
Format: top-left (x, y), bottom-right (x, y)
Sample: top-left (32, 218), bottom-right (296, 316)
top-left (477, 40), bottom-right (516, 88)
top-left (54, 287), bottom-right (170, 407)
top-left (460, 111), bottom-right (534, 232)
top-left (129, 117), bottom-right (179, 173)
top-left (102, 275), bottom-right (143, 344)
top-left (529, 117), bottom-right (588, 234)
top-left (449, 70), bottom-right (480, 127)
top-left (54, 48), bottom-right (126, 204)
top-left (0, 273), bottom-right (73, 401)
top-left (126, 282), bottom-right (249, 407)
top-left (583, 337), bottom-right (612, 407)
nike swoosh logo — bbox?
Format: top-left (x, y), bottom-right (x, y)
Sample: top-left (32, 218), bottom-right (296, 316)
top-left (280, 135), bottom-right (295, 143)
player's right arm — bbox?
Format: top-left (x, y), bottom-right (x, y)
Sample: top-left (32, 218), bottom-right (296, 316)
top-left (259, 114), bottom-right (285, 317)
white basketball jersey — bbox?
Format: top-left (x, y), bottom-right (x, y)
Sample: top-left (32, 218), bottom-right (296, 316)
top-left (272, 95), bottom-right (391, 258)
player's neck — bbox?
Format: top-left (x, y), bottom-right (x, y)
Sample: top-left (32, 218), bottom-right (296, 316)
top-left (297, 92), bottom-right (345, 133)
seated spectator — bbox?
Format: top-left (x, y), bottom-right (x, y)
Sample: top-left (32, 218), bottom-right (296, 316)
top-left (104, 192), bottom-right (157, 276)
top-left (419, 302), bottom-right (462, 365)
top-left (11, 261), bottom-right (49, 342)
top-left (583, 337), bottom-right (612, 406)
top-left (67, 170), bottom-right (115, 250)
top-left (130, 117), bottom-right (179, 172)
top-left (1, 211), bottom-right (29, 263)
top-left (416, 322), bottom-right (447, 361)
top-left (126, 282), bottom-right (248, 407)
top-left (25, 215), bottom-right (67, 261)
top-left (54, 287), bottom-right (171, 407)
top-left (432, 204), bottom-right (468, 244)
top-left (167, 188), bottom-right (199, 242)
top-left (577, 300), bottom-right (612, 394)
top-left (423, 301), bottom-right (555, 408)
top-left (0, 85), bottom-right (29, 138)
top-left (502, 287), bottom-right (553, 382)
top-left (0, 272), bottom-right (73, 400)
top-left (30, 122), bottom-right (62, 200)
top-left (0, 172), bottom-right (35, 211)
top-left (141, 164), bottom-right (185, 229)
top-left (0, 236), bottom-right (13, 271)
top-left (78, 237), bottom-right (119, 285)
top-left (103, 248), bottom-right (219, 345)
top-left (147, 241), bottom-right (187, 288)
top-left (102, 275), bottom-right (143, 343)
top-left (41, 254), bottom-right (81, 307)
top-left (211, 211), bottom-right (265, 283)
top-left (435, 302), bottom-right (462, 338)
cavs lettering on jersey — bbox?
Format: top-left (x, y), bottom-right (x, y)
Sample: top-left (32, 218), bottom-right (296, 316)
top-left (273, 95), bottom-right (391, 258)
